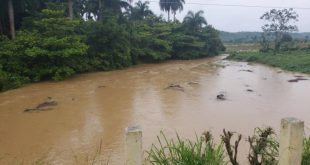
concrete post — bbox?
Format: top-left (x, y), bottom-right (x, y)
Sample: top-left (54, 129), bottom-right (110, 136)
top-left (125, 126), bottom-right (142, 165)
top-left (278, 117), bottom-right (304, 165)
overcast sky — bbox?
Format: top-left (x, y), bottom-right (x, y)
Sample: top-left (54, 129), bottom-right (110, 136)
top-left (132, 0), bottom-right (310, 32)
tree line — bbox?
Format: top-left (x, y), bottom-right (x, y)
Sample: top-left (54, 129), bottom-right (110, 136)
top-left (0, 0), bottom-right (225, 91)
top-left (0, 0), bottom-right (188, 38)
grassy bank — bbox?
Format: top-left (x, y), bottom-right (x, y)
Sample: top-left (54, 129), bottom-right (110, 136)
top-left (227, 50), bottom-right (310, 74)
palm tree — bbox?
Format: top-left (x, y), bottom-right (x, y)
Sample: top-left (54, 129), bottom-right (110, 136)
top-left (94, 0), bottom-right (132, 20)
top-left (129, 1), bottom-right (153, 20)
top-left (183, 10), bottom-right (207, 32)
top-left (159, 0), bottom-right (172, 21)
top-left (103, 0), bottom-right (131, 11)
top-left (0, 0), bottom-right (5, 35)
top-left (171, 0), bottom-right (185, 22)
top-left (8, 0), bottom-right (15, 39)
top-left (0, 19), bottom-right (2, 35)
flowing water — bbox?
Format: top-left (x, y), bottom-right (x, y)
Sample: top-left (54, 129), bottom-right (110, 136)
top-left (1, 56), bottom-right (310, 164)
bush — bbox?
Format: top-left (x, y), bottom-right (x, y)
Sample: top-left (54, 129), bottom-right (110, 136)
top-left (248, 127), bottom-right (278, 165)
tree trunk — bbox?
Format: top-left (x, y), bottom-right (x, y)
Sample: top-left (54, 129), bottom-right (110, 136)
top-left (8, 0), bottom-right (15, 39)
top-left (98, 0), bottom-right (102, 21)
top-left (68, 0), bottom-right (73, 19)
top-left (167, 11), bottom-right (170, 22)
top-left (173, 13), bottom-right (176, 22)
top-left (274, 32), bottom-right (282, 54)
top-left (0, 18), bottom-right (3, 35)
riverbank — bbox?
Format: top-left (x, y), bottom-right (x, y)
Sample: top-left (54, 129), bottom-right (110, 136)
top-left (0, 55), bottom-right (222, 93)
top-left (227, 50), bottom-right (310, 74)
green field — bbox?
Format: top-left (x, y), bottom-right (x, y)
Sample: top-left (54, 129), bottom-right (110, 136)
top-left (227, 50), bottom-right (310, 74)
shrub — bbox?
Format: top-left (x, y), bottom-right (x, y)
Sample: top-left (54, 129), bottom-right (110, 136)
top-left (248, 127), bottom-right (279, 165)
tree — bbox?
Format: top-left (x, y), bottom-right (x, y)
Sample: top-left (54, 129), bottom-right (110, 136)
top-left (132, 21), bottom-right (172, 61)
top-left (0, 8), bottom-right (88, 81)
top-left (0, 19), bottom-right (2, 35)
top-left (159, 0), bottom-right (172, 22)
top-left (86, 19), bottom-right (133, 69)
top-left (82, 0), bottom-right (132, 20)
top-left (98, 0), bottom-right (103, 21)
top-left (68, 0), bottom-right (73, 19)
top-left (103, 0), bottom-right (132, 14)
top-left (259, 32), bottom-right (272, 52)
top-left (260, 8), bottom-right (299, 53)
top-left (0, 0), bottom-right (48, 37)
top-left (8, 0), bottom-right (15, 39)
top-left (0, 0), bottom-right (6, 35)
top-left (171, 0), bottom-right (185, 22)
top-left (127, 1), bottom-right (153, 20)
top-left (183, 10), bottom-right (207, 32)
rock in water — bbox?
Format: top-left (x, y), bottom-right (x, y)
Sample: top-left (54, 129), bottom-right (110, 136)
top-left (165, 84), bottom-right (185, 92)
top-left (217, 94), bottom-right (226, 100)
top-left (288, 78), bottom-right (308, 83)
top-left (24, 97), bottom-right (58, 113)
top-left (246, 89), bottom-right (254, 92)
top-left (239, 69), bottom-right (254, 73)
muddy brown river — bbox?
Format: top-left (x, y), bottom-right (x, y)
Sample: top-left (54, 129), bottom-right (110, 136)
top-left (1, 56), bottom-right (310, 164)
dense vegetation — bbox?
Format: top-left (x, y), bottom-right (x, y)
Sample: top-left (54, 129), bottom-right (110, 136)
top-left (220, 31), bottom-right (310, 43)
top-left (227, 50), bottom-right (310, 73)
top-left (0, 0), bottom-right (225, 91)
top-left (148, 128), bottom-right (310, 165)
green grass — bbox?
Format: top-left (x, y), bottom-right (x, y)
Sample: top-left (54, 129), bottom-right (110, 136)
top-left (146, 131), bottom-right (227, 165)
top-left (227, 50), bottom-right (310, 74)
top-left (302, 136), bottom-right (310, 165)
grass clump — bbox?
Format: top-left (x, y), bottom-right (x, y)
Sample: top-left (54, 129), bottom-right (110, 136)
top-left (227, 50), bottom-right (310, 74)
top-left (302, 136), bottom-right (310, 165)
top-left (147, 131), bottom-right (226, 165)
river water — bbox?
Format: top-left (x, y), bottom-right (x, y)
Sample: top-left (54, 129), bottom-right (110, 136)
top-left (1, 56), bottom-right (310, 164)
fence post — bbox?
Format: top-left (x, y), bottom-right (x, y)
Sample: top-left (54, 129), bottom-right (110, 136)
top-left (125, 126), bottom-right (142, 165)
top-left (278, 117), bottom-right (304, 165)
